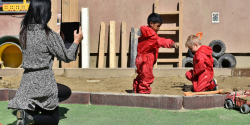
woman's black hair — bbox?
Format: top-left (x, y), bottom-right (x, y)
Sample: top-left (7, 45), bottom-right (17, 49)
top-left (147, 13), bottom-right (163, 26)
top-left (19, 0), bottom-right (52, 49)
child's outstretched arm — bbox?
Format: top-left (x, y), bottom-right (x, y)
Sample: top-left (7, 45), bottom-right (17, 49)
top-left (157, 37), bottom-right (177, 48)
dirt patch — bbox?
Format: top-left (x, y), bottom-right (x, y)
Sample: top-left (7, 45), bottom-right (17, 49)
top-left (1, 75), bottom-right (250, 95)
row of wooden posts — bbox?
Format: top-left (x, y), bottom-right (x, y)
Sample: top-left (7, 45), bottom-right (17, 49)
top-left (48, 0), bottom-right (128, 69)
top-left (98, 21), bottom-right (128, 68)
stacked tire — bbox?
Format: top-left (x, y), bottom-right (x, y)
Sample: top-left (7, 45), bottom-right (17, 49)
top-left (182, 40), bottom-right (236, 68)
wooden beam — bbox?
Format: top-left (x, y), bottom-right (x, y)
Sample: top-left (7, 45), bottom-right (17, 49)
top-left (70, 0), bottom-right (78, 22)
top-left (158, 48), bottom-right (175, 53)
top-left (158, 11), bottom-right (179, 15)
top-left (157, 59), bottom-right (179, 63)
top-left (69, 0), bottom-right (79, 68)
top-left (62, 0), bottom-right (70, 22)
top-left (61, 0), bottom-right (70, 68)
top-left (61, 0), bottom-right (80, 68)
top-left (121, 21), bottom-right (127, 68)
top-left (154, 0), bottom-right (159, 13)
top-left (178, 0), bottom-right (183, 67)
top-left (98, 22), bottom-right (105, 68)
top-left (48, 0), bottom-right (58, 68)
top-left (159, 27), bottom-right (179, 31)
top-left (109, 21), bottom-right (116, 68)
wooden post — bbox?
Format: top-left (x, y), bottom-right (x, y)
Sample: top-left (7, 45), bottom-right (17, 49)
top-left (81, 8), bottom-right (90, 68)
top-left (61, 0), bottom-right (79, 68)
top-left (48, 0), bottom-right (58, 68)
top-left (98, 22), bottom-right (105, 68)
top-left (178, 0), bottom-right (183, 67)
top-left (154, 0), bottom-right (159, 13)
top-left (121, 21), bottom-right (127, 68)
top-left (69, 0), bottom-right (79, 68)
top-left (109, 21), bottom-right (116, 68)
top-left (62, 0), bottom-right (70, 22)
top-left (61, 0), bottom-right (70, 68)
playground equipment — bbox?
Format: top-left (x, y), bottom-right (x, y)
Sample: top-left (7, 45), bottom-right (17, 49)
top-left (2, 0), bottom-right (29, 11)
top-left (0, 36), bottom-right (22, 68)
top-left (0, 42), bottom-right (22, 68)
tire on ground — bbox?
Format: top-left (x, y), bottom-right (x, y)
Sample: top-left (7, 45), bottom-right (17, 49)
top-left (188, 49), bottom-right (195, 58)
top-left (182, 57), bottom-right (193, 67)
top-left (213, 57), bottom-right (219, 68)
top-left (224, 99), bottom-right (233, 109)
top-left (218, 53), bottom-right (237, 68)
top-left (209, 40), bottom-right (226, 58)
top-left (240, 104), bottom-right (249, 114)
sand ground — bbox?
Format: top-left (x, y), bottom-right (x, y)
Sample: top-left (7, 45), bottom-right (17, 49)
top-left (1, 74), bottom-right (250, 95)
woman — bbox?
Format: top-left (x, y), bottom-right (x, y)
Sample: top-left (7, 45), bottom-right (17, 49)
top-left (7, 0), bottom-right (83, 125)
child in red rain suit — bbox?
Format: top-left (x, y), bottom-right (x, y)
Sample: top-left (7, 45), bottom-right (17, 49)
top-left (185, 35), bottom-right (218, 92)
top-left (133, 13), bottom-right (178, 94)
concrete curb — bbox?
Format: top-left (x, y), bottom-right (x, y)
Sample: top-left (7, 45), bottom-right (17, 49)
top-left (1, 89), bottom-right (228, 110)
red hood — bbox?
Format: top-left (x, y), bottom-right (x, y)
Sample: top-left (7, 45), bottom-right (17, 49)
top-left (197, 45), bottom-right (213, 56)
top-left (140, 26), bottom-right (157, 37)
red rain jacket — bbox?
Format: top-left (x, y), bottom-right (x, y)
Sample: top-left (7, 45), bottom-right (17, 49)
top-left (193, 45), bottom-right (214, 76)
top-left (137, 26), bottom-right (174, 64)
top-left (192, 45), bottom-right (214, 91)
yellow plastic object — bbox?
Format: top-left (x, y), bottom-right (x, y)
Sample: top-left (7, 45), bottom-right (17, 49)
top-left (0, 42), bottom-right (22, 68)
top-left (3, 0), bottom-right (30, 11)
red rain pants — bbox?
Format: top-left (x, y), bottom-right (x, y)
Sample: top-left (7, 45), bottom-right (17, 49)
top-left (133, 53), bottom-right (155, 94)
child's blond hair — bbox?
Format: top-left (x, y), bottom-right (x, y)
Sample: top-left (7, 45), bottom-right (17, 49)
top-left (185, 35), bottom-right (201, 47)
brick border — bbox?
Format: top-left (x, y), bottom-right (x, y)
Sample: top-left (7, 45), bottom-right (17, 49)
top-left (90, 92), bottom-right (183, 110)
top-left (0, 88), bottom-right (8, 101)
top-left (183, 94), bottom-right (227, 109)
top-left (61, 91), bottom-right (90, 104)
top-left (1, 89), bottom-right (229, 110)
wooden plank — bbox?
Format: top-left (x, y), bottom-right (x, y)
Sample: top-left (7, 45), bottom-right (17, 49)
top-left (81, 8), bottom-right (90, 68)
top-left (121, 21), bottom-right (127, 68)
top-left (154, 0), bottom-right (159, 13)
top-left (159, 27), bottom-right (179, 31)
top-left (158, 43), bottom-right (179, 53)
top-left (69, 0), bottom-right (79, 68)
top-left (158, 48), bottom-right (175, 53)
top-left (157, 59), bottom-right (179, 63)
top-left (98, 22), bottom-right (105, 68)
top-left (61, 0), bottom-right (70, 68)
top-left (62, 0), bottom-right (70, 22)
top-left (109, 21), bottom-right (116, 68)
top-left (48, 0), bottom-right (58, 68)
top-left (178, 0), bottom-right (183, 67)
top-left (70, 0), bottom-right (78, 22)
top-left (158, 11), bottom-right (179, 15)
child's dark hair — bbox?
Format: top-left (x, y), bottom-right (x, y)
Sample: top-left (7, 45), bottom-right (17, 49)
top-left (147, 13), bottom-right (163, 26)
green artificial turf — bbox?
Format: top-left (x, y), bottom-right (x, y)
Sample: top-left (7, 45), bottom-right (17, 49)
top-left (0, 101), bottom-right (249, 125)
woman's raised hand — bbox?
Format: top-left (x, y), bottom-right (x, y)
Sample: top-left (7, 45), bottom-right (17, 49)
top-left (74, 26), bottom-right (83, 45)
